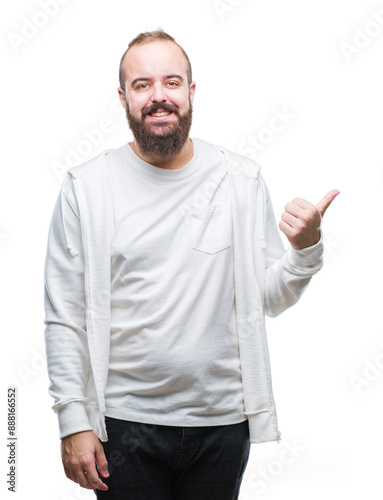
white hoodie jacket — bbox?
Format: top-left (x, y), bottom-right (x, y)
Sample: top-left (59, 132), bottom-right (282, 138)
top-left (44, 140), bottom-right (324, 444)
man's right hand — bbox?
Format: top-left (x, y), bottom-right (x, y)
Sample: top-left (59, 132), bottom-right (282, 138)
top-left (61, 430), bottom-right (109, 491)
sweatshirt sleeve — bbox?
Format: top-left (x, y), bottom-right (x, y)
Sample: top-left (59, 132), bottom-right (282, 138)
top-left (261, 178), bottom-right (324, 318)
top-left (43, 174), bottom-right (93, 439)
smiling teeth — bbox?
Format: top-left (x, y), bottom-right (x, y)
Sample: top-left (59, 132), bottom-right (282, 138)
top-left (151, 112), bottom-right (170, 117)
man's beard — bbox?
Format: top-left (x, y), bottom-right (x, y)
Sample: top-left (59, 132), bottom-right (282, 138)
top-left (125, 100), bottom-right (193, 159)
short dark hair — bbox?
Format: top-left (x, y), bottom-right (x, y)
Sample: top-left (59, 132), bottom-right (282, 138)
top-left (119, 29), bottom-right (193, 90)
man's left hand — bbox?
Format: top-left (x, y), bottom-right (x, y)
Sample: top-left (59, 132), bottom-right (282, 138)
top-left (279, 189), bottom-right (340, 250)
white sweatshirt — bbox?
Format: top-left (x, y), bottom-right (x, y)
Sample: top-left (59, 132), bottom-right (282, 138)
top-left (44, 138), bottom-right (324, 443)
top-left (105, 139), bottom-right (245, 425)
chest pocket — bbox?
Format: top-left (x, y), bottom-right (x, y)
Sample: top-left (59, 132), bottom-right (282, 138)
top-left (190, 204), bottom-right (231, 254)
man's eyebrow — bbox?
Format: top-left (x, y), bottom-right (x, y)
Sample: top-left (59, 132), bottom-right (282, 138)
top-left (165, 74), bottom-right (184, 82)
top-left (130, 75), bottom-right (184, 87)
top-left (130, 77), bottom-right (150, 88)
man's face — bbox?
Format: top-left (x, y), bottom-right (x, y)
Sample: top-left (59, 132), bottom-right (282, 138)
top-left (119, 40), bottom-right (196, 158)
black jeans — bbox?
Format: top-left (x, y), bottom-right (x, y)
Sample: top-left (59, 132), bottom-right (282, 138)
top-left (94, 416), bottom-right (250, 500)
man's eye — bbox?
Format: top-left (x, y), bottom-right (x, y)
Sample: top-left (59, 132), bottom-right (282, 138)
top-left (167, 81), bottom-right (179, 87)
top-left (137, 84), bottom-right (149, 90)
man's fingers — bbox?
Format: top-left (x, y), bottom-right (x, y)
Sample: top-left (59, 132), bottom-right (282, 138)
top-left (95, 443), bottom-right (110, 479)
top-left (65, 457), bottom-right (108, 491)
top-left (83, 462), bottom-right (109, 491)
top-left (278, 219), bottom-right (295, 238)
top-left (289, 197), bottom-right (313, 210)
top-left (316, 189), bottom-right (340, 216)
top-left (281, 211), bottom-right (300, 229)
top-left (284, 202), bottom-right (304, 219)
top-left (75, 469), bottom-right (93, 489)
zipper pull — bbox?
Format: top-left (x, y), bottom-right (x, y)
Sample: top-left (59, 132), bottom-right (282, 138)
top-left (261, 235), bottom-right (267, 248)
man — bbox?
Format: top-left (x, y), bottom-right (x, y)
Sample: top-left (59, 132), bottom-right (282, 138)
top-left (44, 30), bottom-right (339, 499)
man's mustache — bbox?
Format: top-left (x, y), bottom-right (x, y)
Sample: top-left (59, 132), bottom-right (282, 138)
top-left (141, 103), bottom-right (180, 118)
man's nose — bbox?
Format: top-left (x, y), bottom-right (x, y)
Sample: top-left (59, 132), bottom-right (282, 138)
top-left (151, 82), bottom-right (167, 103)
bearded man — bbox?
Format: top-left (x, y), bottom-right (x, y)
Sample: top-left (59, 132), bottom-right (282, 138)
top-left (44, 29), bottom-right (339, 500)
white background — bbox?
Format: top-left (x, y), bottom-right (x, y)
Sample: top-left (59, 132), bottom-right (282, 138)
top-left (1, 0), bottom-right (382, 498)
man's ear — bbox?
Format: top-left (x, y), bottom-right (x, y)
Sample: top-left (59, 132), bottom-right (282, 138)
top-left (189, 81), bottom-right (196, 104)
top-left (117, 87), bottom-right (127, 109)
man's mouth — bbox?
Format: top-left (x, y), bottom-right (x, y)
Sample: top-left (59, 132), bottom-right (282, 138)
top-left (148, 110), bottom-right (172, 118)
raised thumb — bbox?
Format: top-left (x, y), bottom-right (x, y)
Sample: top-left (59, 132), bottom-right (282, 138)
top-left (316, 189), bottom-right (340, 216)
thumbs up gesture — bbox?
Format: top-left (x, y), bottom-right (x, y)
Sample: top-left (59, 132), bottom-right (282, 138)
top-left (279, 189), bottom-right (340, 250)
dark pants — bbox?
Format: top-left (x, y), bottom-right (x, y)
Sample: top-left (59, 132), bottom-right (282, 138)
top-left (94, 416), bottom-right (250, 500)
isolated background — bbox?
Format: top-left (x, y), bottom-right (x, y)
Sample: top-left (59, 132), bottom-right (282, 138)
top-left (1, 0), bottom-right (382, 498)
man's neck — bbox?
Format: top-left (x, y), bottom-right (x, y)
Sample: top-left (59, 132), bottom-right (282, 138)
top-left (129, 138), bottom-right (193, 170)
